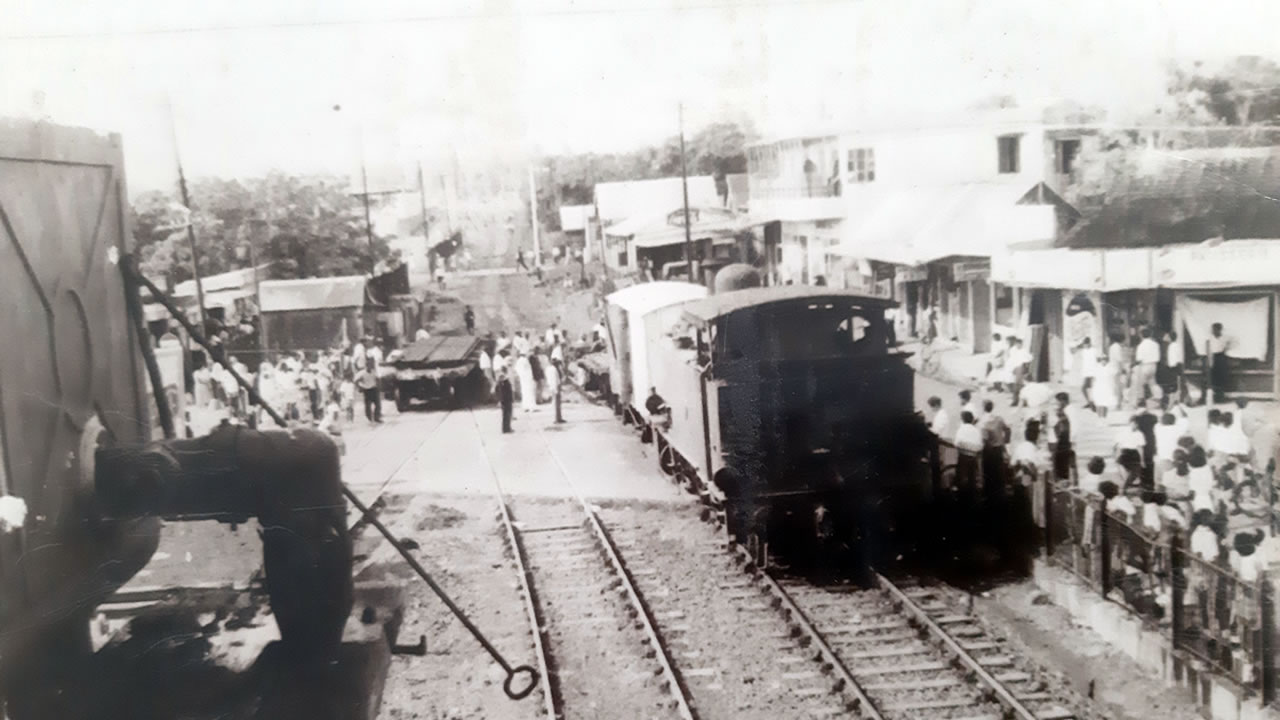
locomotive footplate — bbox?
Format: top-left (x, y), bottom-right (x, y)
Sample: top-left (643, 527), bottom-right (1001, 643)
top-left (7, 580), bottom-right (406, 720)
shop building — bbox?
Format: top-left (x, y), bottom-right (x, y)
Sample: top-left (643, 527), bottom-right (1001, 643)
top-left (991, 147), bottom-right (1280, 395)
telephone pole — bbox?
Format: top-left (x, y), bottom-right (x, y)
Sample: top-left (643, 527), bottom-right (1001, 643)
top-left (679, 103), bottom-right (695, 282)
top-left (166, 96), bottom-right (208, 332)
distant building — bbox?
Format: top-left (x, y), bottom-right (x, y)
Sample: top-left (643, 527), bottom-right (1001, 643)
top-left (594, 176), bottom-right (719, 226)
top-left (746, 103), bottom-right (1089, 354)
top-left (259, 276), bottom-right (375, 353)
top-left (992, 146), bottom-right (1280, 396)
top-left (602, 205), bottom-right (750, 279)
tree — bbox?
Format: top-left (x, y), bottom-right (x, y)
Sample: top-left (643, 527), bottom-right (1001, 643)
top-left (534, 118), bottom-right (756, 230)
top-left (132, 173), bottom-right (390, 287)
top-left (1162, 57), bottom-right (1280, 126)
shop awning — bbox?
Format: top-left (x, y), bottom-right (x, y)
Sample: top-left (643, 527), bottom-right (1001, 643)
top-left (604, 206), bottom-right (746, 249)
top-left (828, 183), bottom-right (1057, 266)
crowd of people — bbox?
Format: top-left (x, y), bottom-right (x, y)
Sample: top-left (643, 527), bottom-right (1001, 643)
top-left (186, 334), bottom-right (394, 450)
top-left (927, 371), bottom-right (1277, 658)
top-left (487, 323), bottom-right (579, 433)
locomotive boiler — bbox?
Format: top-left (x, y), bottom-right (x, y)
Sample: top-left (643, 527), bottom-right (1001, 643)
top-left (607, 283), bottom-right (932, 571)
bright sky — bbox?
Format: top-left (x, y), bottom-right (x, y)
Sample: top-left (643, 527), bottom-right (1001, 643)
top-left (4, 0), bottom-right (1280, 195)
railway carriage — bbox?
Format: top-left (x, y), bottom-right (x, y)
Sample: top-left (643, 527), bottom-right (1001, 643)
top-left (633, 285), bottom-right (933, 569)
top-left (603, 281), bottom-right (709, 422)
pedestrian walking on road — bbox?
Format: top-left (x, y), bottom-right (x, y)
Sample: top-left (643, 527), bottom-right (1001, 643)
top-left (1007, 338), bottom-right (1031, 407)
top-left (517, 249), bottom-right (529, 271)
top-left (498, 371), bottom-right (514, 433)
top-left (355, 364), bottom-right (381, 424)
top-left (464, 305), bottom-right (476, 335)
top-left (1134, 328), bottom-right (1161, 406)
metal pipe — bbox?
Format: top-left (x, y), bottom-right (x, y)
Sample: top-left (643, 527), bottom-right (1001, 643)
top-left (120, 255), bottom-right (175, 440)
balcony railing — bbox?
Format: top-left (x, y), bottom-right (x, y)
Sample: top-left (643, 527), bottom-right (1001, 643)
top-left (747, 182), bottom-right (842, 201)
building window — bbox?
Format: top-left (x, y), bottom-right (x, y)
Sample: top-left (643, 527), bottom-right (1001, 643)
top-left (997, 135), bottom-right (1021, 174)
top-left (1055, 138), bottom-right (1081, 175)
top-left (847, 148), bottom-right (876, 182)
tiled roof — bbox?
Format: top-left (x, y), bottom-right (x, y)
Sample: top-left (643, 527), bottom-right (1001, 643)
top-left (1064, 147), bottom-right (1280, 248)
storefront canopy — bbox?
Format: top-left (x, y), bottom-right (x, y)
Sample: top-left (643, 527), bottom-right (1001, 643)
top-left (604, 206), bottom-right (746, 249)
top-left (828, 182), bottom-right (1058, 266)
top-left (259, 276), bottom-right (371, 313)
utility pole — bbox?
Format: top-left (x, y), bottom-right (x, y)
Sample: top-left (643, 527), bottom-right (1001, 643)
top-left (360, 162), bottom-right (375, 276)
top-left (166, 96), bottom-right (208, 333)
top-left (679, 102), bottom-right (695, 282)
top-left (528, 165), bottom-right (542, 268)
top-left (417, 161), bottom-right (430, 242)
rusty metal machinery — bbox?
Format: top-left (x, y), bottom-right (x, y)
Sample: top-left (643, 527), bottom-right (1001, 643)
top-left (94, 424), bottom-right (354, 658)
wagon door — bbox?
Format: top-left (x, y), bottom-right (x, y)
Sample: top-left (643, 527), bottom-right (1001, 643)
top-left (0, 121), bottom-right (151, 629)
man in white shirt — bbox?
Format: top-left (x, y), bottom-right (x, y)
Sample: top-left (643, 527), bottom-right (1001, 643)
top-left (927, 396), bottom-right (951, 438)
top-left (1163, 331), bottom-right (1185, 404)
top-left (1133, 328), bottom-right (1160, 405)
top-left (953, 411), bottom-right (983, 494)
top-left (545, 323), bottom-right (559, 348)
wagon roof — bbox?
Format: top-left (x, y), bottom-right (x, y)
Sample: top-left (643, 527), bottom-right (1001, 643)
top-left (680, 286), bottom-right (896, 325)
top-left (606, 281), bottom-right (708, 315)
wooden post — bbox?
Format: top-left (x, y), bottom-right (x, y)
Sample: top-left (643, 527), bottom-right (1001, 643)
top-left (1043, 471), bottom-right (1054, 558)
top-left (1260, 569), bottom-right (1275, 703)
top-left (1099, 498), bottom-right (1112, 597)
top-left (1206, 339), bottom-right (1213, 405)
top-left (1171, 531), bottom-right (1184, 651)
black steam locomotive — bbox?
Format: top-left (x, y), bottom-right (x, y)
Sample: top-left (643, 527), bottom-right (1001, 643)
top-left (606, 280), bottom-right (933, 572)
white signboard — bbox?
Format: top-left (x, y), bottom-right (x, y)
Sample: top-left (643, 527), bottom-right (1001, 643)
top-left (1154, 240), bottom-right (1280, 287)
top-left (991, 248), bottom-right (1103, 289)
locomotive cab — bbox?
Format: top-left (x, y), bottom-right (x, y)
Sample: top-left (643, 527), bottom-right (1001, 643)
top-left (679, 287), bottom-right (931, 574)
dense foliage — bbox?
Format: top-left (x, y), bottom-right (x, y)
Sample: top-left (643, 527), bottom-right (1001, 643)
top-left (133, 172), bottom-right (391, 288)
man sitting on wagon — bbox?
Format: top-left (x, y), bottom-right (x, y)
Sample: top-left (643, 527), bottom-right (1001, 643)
top-left (645, 387), bottom-right (671, 431)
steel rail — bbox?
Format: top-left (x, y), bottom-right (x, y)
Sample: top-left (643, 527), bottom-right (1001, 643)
top-left (496, 500), bottom-right (559, 719)
top-left (542, 440), bottom-right (699, 720)
top-left (746, 550), bottom-right (885, 720)
top-left (467, 412), bottom-right (558, 718)
top-left (875, 573), bottom-right (1040, 720)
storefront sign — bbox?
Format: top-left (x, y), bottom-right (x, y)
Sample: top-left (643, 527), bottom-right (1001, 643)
top-left (991, 249), bottom-right (1103, 289)
top-left (952, 260), bottom-right (991, 283)
top-left (896, 266), bottom-right (928, 282)
top-left (1154, 240), bottom-right (1280, 287)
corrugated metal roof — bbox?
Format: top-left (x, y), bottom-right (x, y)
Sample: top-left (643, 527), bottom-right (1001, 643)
top-left (830, 182), bottom-right (1059, 265)
top-left (558, 204), bottom-right (593, 232)
top-left (174, 264), bottom-right (270, 298)
top-left (259, 275), bottom-right (369, 313)
top-left (681, 286), bottom-right (896, 325)
top-left (595, 176), bottom-right (719, 224)
top-left (606, 281), bottom-right (708, 315)
top-left (1064, 147), bottom-right (1280, 248)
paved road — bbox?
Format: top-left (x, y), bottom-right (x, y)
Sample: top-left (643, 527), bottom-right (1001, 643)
top-left (340, 399), bottom-right (685, 502)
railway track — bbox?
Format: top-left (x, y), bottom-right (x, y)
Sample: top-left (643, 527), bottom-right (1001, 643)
top-left (770, 571), bottom-right (1082, 720)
